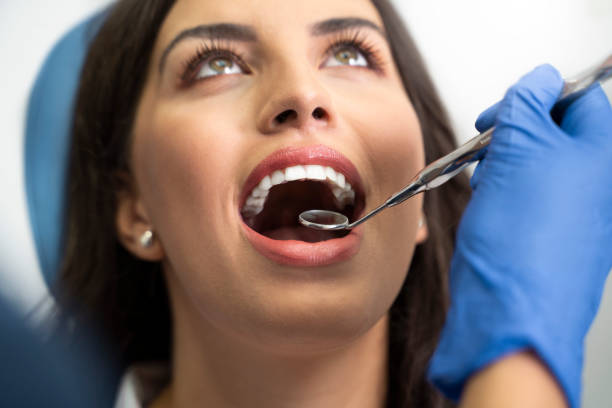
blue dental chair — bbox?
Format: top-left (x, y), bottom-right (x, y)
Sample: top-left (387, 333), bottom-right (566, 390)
top-left (3, 10), bottom-right (118, 407)
top-left (25, 11), bottom-right (106, 285)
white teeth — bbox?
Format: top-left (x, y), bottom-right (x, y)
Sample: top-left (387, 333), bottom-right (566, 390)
top-left (246, 196), bottom-right (266, 209)
top-left (332, 187), bottom-right (344, 202)
top-left (251, 187), bottom-right (267, 198)
top-left (325, 166), bottom-right (337, 183)
top-left (241, 165), bottom-right (357, 219)
top-left (336, 173), bottom-right (346, 189)
top-left (304, 165), bottom-right (326, 181)
top-left (331, 185), bottom-right (355, 209)
top-left (345, 188), bottom-right (355, 200)
top-left (259, 175), bottom-right (272, 190)
top-left (285, 165), bottom-right (306, 181)
top-left (270, 170), bottom-right (285, 185)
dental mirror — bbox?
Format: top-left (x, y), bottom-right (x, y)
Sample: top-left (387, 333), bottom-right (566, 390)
top-left (299, 210), bottom-right (350, 230)
top-left (299, 53), bottom-right (612, 231)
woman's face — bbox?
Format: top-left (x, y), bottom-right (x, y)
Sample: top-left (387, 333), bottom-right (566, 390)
top-left (127, 0), bottom-right (426, 352)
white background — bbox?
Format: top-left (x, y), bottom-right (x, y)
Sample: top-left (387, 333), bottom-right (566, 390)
top-left (0, 0), bottom-right (611, 406)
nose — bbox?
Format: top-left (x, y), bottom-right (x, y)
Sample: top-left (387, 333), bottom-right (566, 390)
top-left (256, 69), bottom-right (334, 135)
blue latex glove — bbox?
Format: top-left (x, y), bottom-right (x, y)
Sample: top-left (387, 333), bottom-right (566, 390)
top-left (428, 65), bottom-right (612, 408)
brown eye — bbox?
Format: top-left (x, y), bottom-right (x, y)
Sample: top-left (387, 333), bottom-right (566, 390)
top-left (336, 49), bottom-right (357, 64)
top-left (195, 56), bottom-right (243, 79)
top-left (325, 45), bottom-right (368, 68)
top-left (210, 57), bottom-right (234, 73)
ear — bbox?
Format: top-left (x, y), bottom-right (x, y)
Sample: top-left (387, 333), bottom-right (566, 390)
top-left (116, 186), bottom-right (165, 261)
top-left (415, 215), bottom-right (429, 245)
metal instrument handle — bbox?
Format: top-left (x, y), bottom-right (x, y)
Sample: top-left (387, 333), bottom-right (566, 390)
top-left (385, 54), bottom-right (612, 209)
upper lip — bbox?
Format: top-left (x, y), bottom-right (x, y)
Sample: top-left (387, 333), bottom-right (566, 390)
top-left (239, 144), bottom-right (366, 211)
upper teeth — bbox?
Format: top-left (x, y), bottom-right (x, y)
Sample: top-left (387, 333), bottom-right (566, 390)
top-left (241, 164), bottom-right (356, 218)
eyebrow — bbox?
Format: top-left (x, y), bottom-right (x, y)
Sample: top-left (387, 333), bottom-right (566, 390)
top-left (158, 17), bottom-right (385, 74)
top-left (159, 23), bottom-right (257, 73)
top-left (310, 17), bottom-right (384, 37)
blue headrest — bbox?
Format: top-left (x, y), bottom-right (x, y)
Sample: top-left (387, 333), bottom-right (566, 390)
top-left (25, 12), bottom-right (107, 285)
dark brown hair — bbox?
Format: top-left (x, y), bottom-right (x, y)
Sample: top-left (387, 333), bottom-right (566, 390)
top-left (55, 1), bottom-right (470, 407)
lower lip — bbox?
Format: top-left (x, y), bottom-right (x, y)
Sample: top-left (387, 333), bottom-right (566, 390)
top-left (241, 220), bottom-right (363, 267)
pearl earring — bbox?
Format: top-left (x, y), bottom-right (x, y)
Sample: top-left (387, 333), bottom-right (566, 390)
top-left (140, 230), bottom-right (154, 248)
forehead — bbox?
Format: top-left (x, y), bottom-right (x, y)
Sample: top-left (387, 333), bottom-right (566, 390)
top-left (157, 0), bottom-right (383, 44)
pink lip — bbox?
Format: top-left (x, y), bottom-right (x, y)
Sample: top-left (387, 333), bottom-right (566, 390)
top-left (242, 225), bottom-right (363, 267)
top-left (238, 144), bottom-right (365, 267)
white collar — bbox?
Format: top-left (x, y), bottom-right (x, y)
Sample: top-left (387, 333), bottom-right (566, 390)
top-left (113, 362), bottom-right (170, 408)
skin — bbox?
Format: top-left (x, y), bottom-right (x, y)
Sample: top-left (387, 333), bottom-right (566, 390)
top-left (115, 0), bottom-right (567, 406)
top-left (460, 351), bottom-right (567, 408)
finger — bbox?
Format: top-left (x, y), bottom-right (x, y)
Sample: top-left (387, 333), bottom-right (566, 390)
top-left (514, 64), bottom-right (564, 113)
top-left (475, 102), bottom-right (501, 133)
top-left (477, 65), bottom-right (563, 134)
top-left (495, 64), bottom-right (564, 139)
top-left (560, 84), bottom-right (612, 142)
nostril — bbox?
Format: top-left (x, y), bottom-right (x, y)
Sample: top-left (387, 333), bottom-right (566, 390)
top-left (275, 109), bottom-right (297, 124)
top-left (312, 107), bottom-right (326, 120)
top-left (272, 107), bottom-right (328, 127)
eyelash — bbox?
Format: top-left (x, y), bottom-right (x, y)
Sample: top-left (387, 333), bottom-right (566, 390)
top-left (323, 30), bottom-right (385, 72)
top-left (179, 30), bottom-right (385, 85)
top-left (181, 40), bottom-right (250, 84)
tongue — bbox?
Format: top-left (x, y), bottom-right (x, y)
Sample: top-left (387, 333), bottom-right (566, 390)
top-left (264, 225), bottom-right (345, 243)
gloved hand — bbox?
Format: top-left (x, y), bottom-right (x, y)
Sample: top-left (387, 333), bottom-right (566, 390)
top-left (427, 65), bottom-right (612, 408)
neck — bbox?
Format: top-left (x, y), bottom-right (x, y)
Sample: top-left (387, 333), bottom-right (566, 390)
top-left (160, 282), bottom-right (389, 408)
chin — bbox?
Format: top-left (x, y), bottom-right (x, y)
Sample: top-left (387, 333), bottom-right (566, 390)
top-left (227, 283), bottom-right (392, 356)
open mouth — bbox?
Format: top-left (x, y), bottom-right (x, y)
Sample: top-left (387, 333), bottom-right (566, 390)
top-left (240, 164), bottom-right (365, 243)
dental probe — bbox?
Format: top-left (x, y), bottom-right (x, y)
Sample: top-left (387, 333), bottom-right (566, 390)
top-left (299, 54), bottom-right (612, 231)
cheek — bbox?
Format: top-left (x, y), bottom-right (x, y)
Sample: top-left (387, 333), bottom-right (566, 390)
top-left (333, 76), bottom-right (425, 197)
top-left (345, 85), bottom-right (425, 216)
top-left (342, 88), bottom-right (425, 291)
top-left (137, 113), bottom-right (232, 215)
top-left (360, 97), bottom-right (424, 188)
top-left (132, 104), bottom-right (245, 275)
top-left (132, 102), bottom-right (268, 335)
